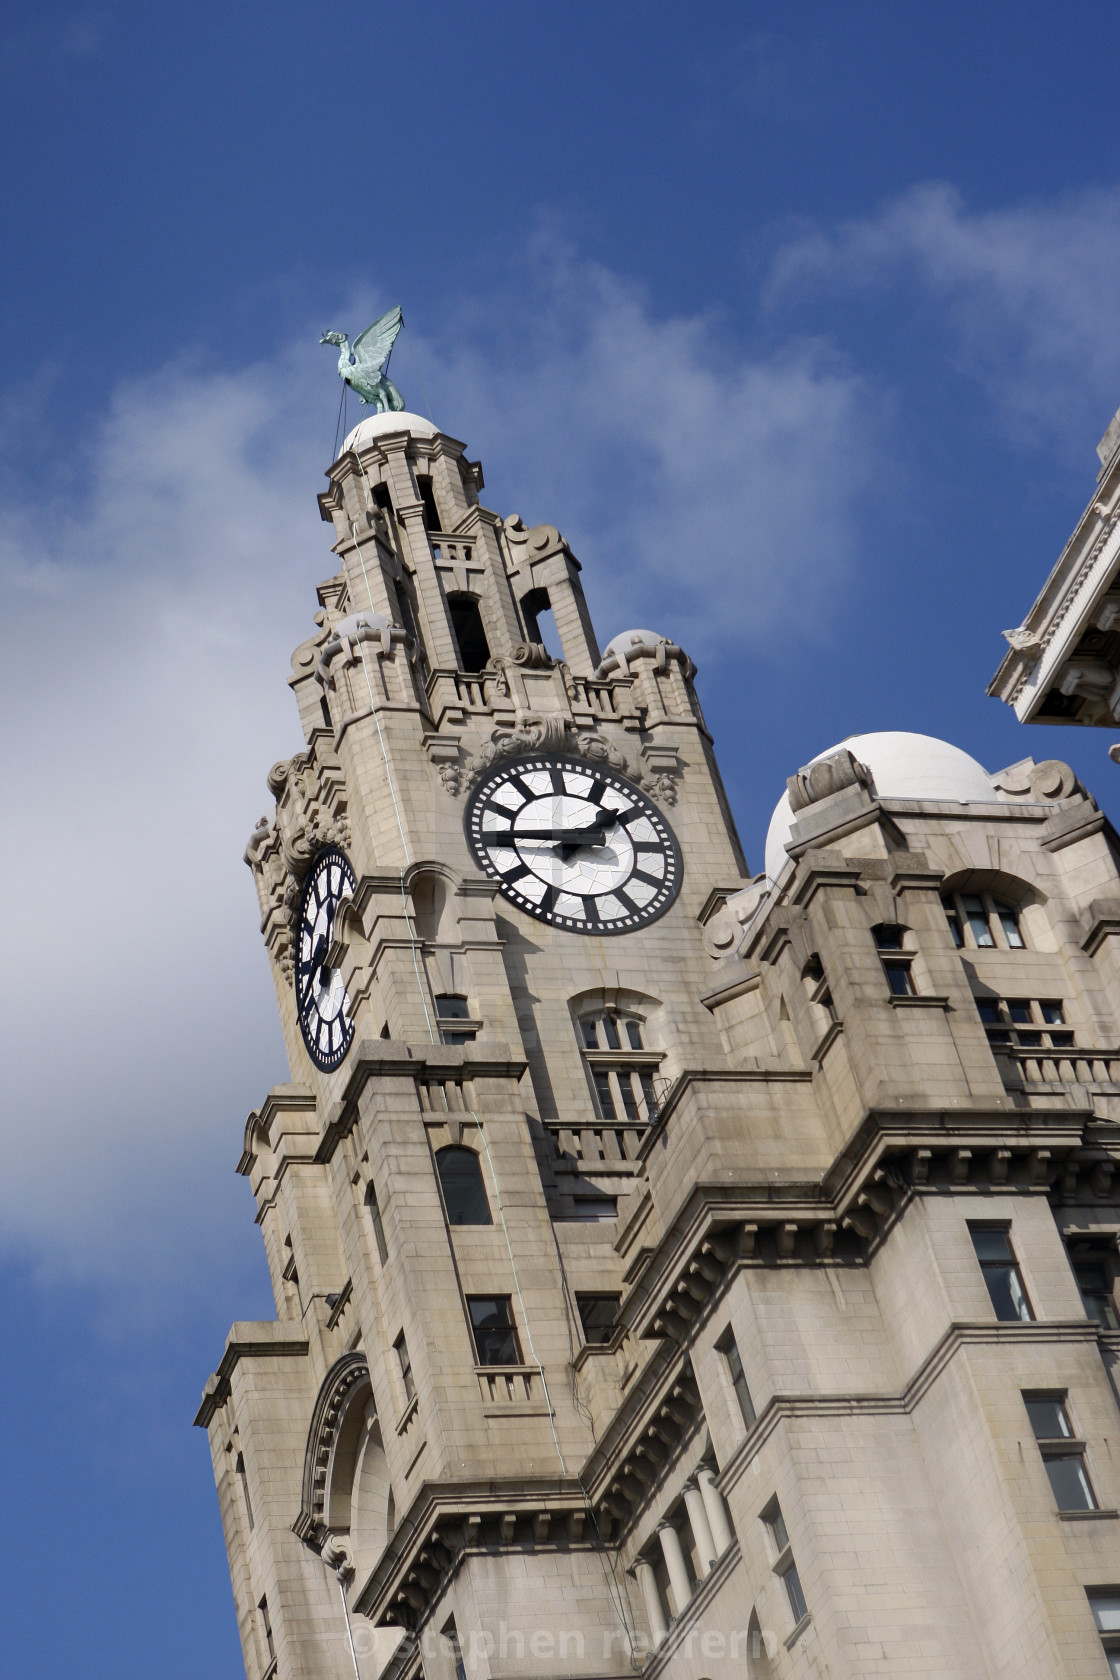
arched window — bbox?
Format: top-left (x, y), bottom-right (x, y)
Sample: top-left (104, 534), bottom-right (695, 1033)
top-left (447, 593), bottom-right (491, 672)
top-left (435, 1146), bottom-right (492, 1226)
top-left (942, 891), bottom-right (1025, 950)
top-left (577, 1008), bottom-right (662, 1122)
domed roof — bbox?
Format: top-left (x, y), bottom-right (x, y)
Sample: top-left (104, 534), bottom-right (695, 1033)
top-left (764, 731), bottom-right (997, 881)
top-left (342, 411), bottom-right (439, 451)
top-left (595, 629), bottom-right (672, 677)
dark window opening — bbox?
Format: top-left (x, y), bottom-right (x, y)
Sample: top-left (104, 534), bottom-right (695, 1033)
top-left (372, 481), bottom-right (393, 515)
top-left (883, 958), bottom-right (916, 997)
top-left (416, 474), bottom-right (442, 533)
top-left (395, 1330), bottom-right (415, 1400)
top-left (367, 1185), bottom-right (389, 1264)
top-left (520, 586), bottom-right (562, 659)
top-left (1038, 687), bottom-right (1083, 720)
top-left (435, 1146), bottom-right (492, 1226)
top-left (443, 1619), bottom-right (467, 1680)
top-left (975, 995), bottom-right (1073, 1049)
top-left (435, 992), bottom-right (475, 1045)
top-left (319, 695), bottom-right (332, 730)
top-left (447, 593), bottom-right (491, 672)
top-left (718, 1329), bottom-right (756, 1428)
top-left (576, 1293), bottom-right (621, 1345)
top-left (467, 1295), bottom-right (522, 1365)
top-left (872, 923), bottom-right (906, 950)
top-left (258, 1597), bottom-right (275, 1666)
top-left (235, 1452), bottom-right (254, 1530)
top-left (970, 1225), bottom-right (1033, 1322)
top-left (943, 890), bottom-right (1027, 950)
top-left (393, 575), bottom-right (422, 651)
top-left (1088, 1591), bottom-right (1120, 1676)
top-left (570, 1195), bottom-right (618, 1222)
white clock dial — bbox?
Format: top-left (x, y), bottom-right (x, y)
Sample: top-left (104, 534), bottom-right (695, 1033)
top-left (465, 757), bottom-right (681, 934)
top-left (295, 846), bottom-right (356, 1069)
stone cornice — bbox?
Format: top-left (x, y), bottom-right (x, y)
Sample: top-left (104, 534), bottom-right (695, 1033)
top-left (194, 1323), bottom-right (309, 1428)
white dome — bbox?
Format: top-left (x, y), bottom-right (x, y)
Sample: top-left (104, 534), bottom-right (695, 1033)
top-left (596, 628), bottom-right (671, 677)
top-left (342, 411), bottom-right (439, 451)
top-left (764, 731), bottom-right (996, 881)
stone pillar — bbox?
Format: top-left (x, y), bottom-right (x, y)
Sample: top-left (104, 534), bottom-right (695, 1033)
top-left (683, 1480), bottom-right (717, 1576)
top-left (633, 1558), bottom-right (668, 1646)
top-left (657, 1522), bottom-right (692, 1616)
top-left (696, 1465), bottom-right (734, 1555)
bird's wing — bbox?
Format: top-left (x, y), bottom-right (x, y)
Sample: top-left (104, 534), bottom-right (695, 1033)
top-left (352, 307), bottom-right (404, 378)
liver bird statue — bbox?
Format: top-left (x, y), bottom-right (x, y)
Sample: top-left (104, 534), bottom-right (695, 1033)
top-left (320, 306), bottom-right (406, 412)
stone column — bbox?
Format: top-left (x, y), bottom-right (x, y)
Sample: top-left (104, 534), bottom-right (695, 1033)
top-left (632, 1558), bottom-right (668, 1646)
top-left (657, 1522), bottom-right (692, 1616)
top-left (696, 1465), bottom-right (734, 1555)
top-left (683, 1480), bottom-right (716, 1576)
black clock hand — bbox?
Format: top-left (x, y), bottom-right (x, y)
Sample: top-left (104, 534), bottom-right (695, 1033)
top-left (310, 932), bottom-right (330, 981)
top-left (515, 818), bottom-right (617, 846)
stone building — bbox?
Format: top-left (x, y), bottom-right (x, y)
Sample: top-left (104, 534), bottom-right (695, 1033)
top-left (198, 405), bottom-right (1120, 1680)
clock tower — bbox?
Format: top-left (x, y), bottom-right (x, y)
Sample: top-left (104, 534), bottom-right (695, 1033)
top-left (198, 395), bottom-right (1120, 1680)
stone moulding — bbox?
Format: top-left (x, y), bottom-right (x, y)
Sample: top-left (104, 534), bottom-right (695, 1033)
top-left (293, 1350), bottom-right (371, 1552)
top-left (194, 1326), bottom-right (310, 1429)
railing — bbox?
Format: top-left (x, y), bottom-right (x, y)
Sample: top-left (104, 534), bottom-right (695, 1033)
top-left (1005, 1047), bottom-right (1120, 1086)
top-left (566, 676), bottom-right (626, 717)
top-left (476, 1365), bottom-right (537, 1405)
top-left (546, 1122), bottom-right (648, 1164)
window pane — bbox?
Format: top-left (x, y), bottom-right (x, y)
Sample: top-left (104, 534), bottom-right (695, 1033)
top-left (970, 1227), bottom-right (1013, 1262)
top-left (1090, 1592), bottom-right (1120, 1633)
top-left (1016, 1030), bottom-right (1044, 1048)
top-left (873, 924), bottom-right (905, 950)
top-left (576, 1294), bottom-right (620, 1344)
top-left (571, 1196), bottom-right (618, 1222)
top-left (782, 1562), bottom-right (808, 1622)
top-left (602, 1014), bottom-right (622, 1050)
top-left (593, 1070), bottom-right (617, 1120)
top-left (468, 1296), bottom-right (522, 1365)
top-left (395, 1334), bottom-right (414, 1399)
top-left (982, 1262), bottom-right (1033, 1322)
top-left (618, 1073), bottom-right (640, 1122)
top-left (976, 1000), bottom-right (1002, 1024)
top-left (995, 902), bottom-right (1024, 948)
top-left (626, 1020), bottom-right (644, 1049)
top-left (435, 994), bottom-right (470, 1019)
top-left (436, 1147), bottom-right (492, 1226)
top-left (767, 1506), bottom-right (789, 1552)
top-left (1044, 1454), bottom-right (1096, 1511)
top-left (721, 1335), bottom-right (756, 1427)
top-left (639, 1072), bottom-right (660, 1121)
top-left (1075, 1265), bottom-right (1120, 1329)
top-left (368, 1189), bottom-right (389, 1263)
top-left (1039, 999), bottom-right (1065, 1024)
top-left (1024, 1396), bottom-right (1072, 1439)
top-left (963, 895), bottom-right (995, 946)
top-left (883, 959), bottom-right (915, 996)
top-left (1008, 998), bottom-right (1033, 1023)
top-left (944, 901), bottom-right (965, 946)
top-left (581, 1019), bottom-right (599, 1049)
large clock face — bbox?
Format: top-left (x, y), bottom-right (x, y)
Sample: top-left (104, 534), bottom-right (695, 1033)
top-left (295, 846), bottom-right (356, 1069)
top-left (464, 756), bottom-right (682, 935)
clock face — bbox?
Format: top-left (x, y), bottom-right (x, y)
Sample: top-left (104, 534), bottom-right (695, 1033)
top-left (295, 846), bottom-right (356, 1069)
top-left (464, 756), bottom-right (682, 935)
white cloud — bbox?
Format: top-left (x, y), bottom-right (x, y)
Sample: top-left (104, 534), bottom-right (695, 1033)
top-left (0, 253), bottom-right (881, 1294)
top-left (768, 181), bottom-right (1120, 454)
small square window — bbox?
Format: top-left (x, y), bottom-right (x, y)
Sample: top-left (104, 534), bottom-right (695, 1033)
top-left (1008, 999), bottom-right (1033, 1024)
top-left (1024, 1395), bottom-right (1074, 1440)
top-left (873, 923), bottom-right (906, 950)
top-left (435, 994), bottom-right (470, 1019)
top-left (1039, 1000), bottom-right (1065, 1025)
top-left (976, 1000), bottom-right (1002, 1024)
top-left (883, 958), bottom-right (916, 997)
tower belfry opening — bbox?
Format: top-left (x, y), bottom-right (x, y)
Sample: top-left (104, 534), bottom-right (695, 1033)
top-left (199, 356), bottom-right (1120, 1680)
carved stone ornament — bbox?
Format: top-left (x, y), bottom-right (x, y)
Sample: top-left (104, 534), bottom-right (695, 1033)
top-left (1002, 626), bottom-right (1043, 654)
top-left (244, 752), bottom-right (351, 981)
top-left (440, 717), bottom-right (677, 805)
top-left (316, 610), bottom-right (415, 686)
top-left (992, 757), bottom-right (1081, 802)
top-left (787, 747), bottom-right (872, 814)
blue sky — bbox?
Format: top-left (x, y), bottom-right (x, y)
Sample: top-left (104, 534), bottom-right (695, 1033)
top-left (4, 3), bottom-right (1120, 1673)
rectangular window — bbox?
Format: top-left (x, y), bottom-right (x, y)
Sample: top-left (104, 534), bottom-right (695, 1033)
top-left (1088, 1591), bottom-right (1120, 1678)
top-left (592, 1069), bottom-right (617, 1120)
top-left (762, 1500), bottom-right (808, 1626)
top-left (258, 1597), bottom-right (276, 1666)
top-left (570, 1195), bottom-right (618, 1222)
top-left (467, 1295), bottom-right (523, 1366)
top-left (395, 1330), bottom-right (415, 1400)
top-left (963, 894), bottom-right (995, 947)
top-left (718, 1330), bottom-right (757, 1428)
top-left (995, 901), bottom-right (1024, 948)
top-left (442, 1618), bottom-right (467, 1680)
top-left (1025, 1392), bottom-right (1096, 1512)
top-left (944, 901), bottom-right (965, 946)
top-left (235, 1452), bottom-right (254, 1531)
top-left (368, 1186), bottom-right (389, 1264)
top-left (882, 958), bottom-right (916, 996)
top-left (969, 1226), bottom-right (1033, 1322)
top-left (576, 1293), bottom-right (621, 1345)
top-left (1073, 1260), bottom-right (1120, 1330)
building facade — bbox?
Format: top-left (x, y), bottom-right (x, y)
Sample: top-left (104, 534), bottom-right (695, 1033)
top-left (198, 405), bottom-right (1120, 1680)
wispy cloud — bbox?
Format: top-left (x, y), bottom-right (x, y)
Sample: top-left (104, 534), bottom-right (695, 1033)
top-left (0, 249), bottom-right (882, 1293)
top-left (768, 181), bottom-right (1120, 454)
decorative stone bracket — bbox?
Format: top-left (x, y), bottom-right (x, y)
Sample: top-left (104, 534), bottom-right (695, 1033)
top-left (244, 748), bottom-right (351, 981)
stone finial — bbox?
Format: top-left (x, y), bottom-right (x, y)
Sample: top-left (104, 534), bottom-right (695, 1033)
top-left (786, 747), bottom-right (872, 814)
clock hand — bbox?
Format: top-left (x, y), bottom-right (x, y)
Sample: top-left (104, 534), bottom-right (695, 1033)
top-left (515, 818), bottom-right (617, 846)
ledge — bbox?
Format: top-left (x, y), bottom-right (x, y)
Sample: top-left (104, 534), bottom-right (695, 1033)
top-left (785, 1612), bottom-right (812, 1651)
top-left (193, 1323), bottom-right (309, 1427)
top-left (888, 994), bottom-right (951, 1009)
top-left (1058, 1507), bottom-right (1119, 1521)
